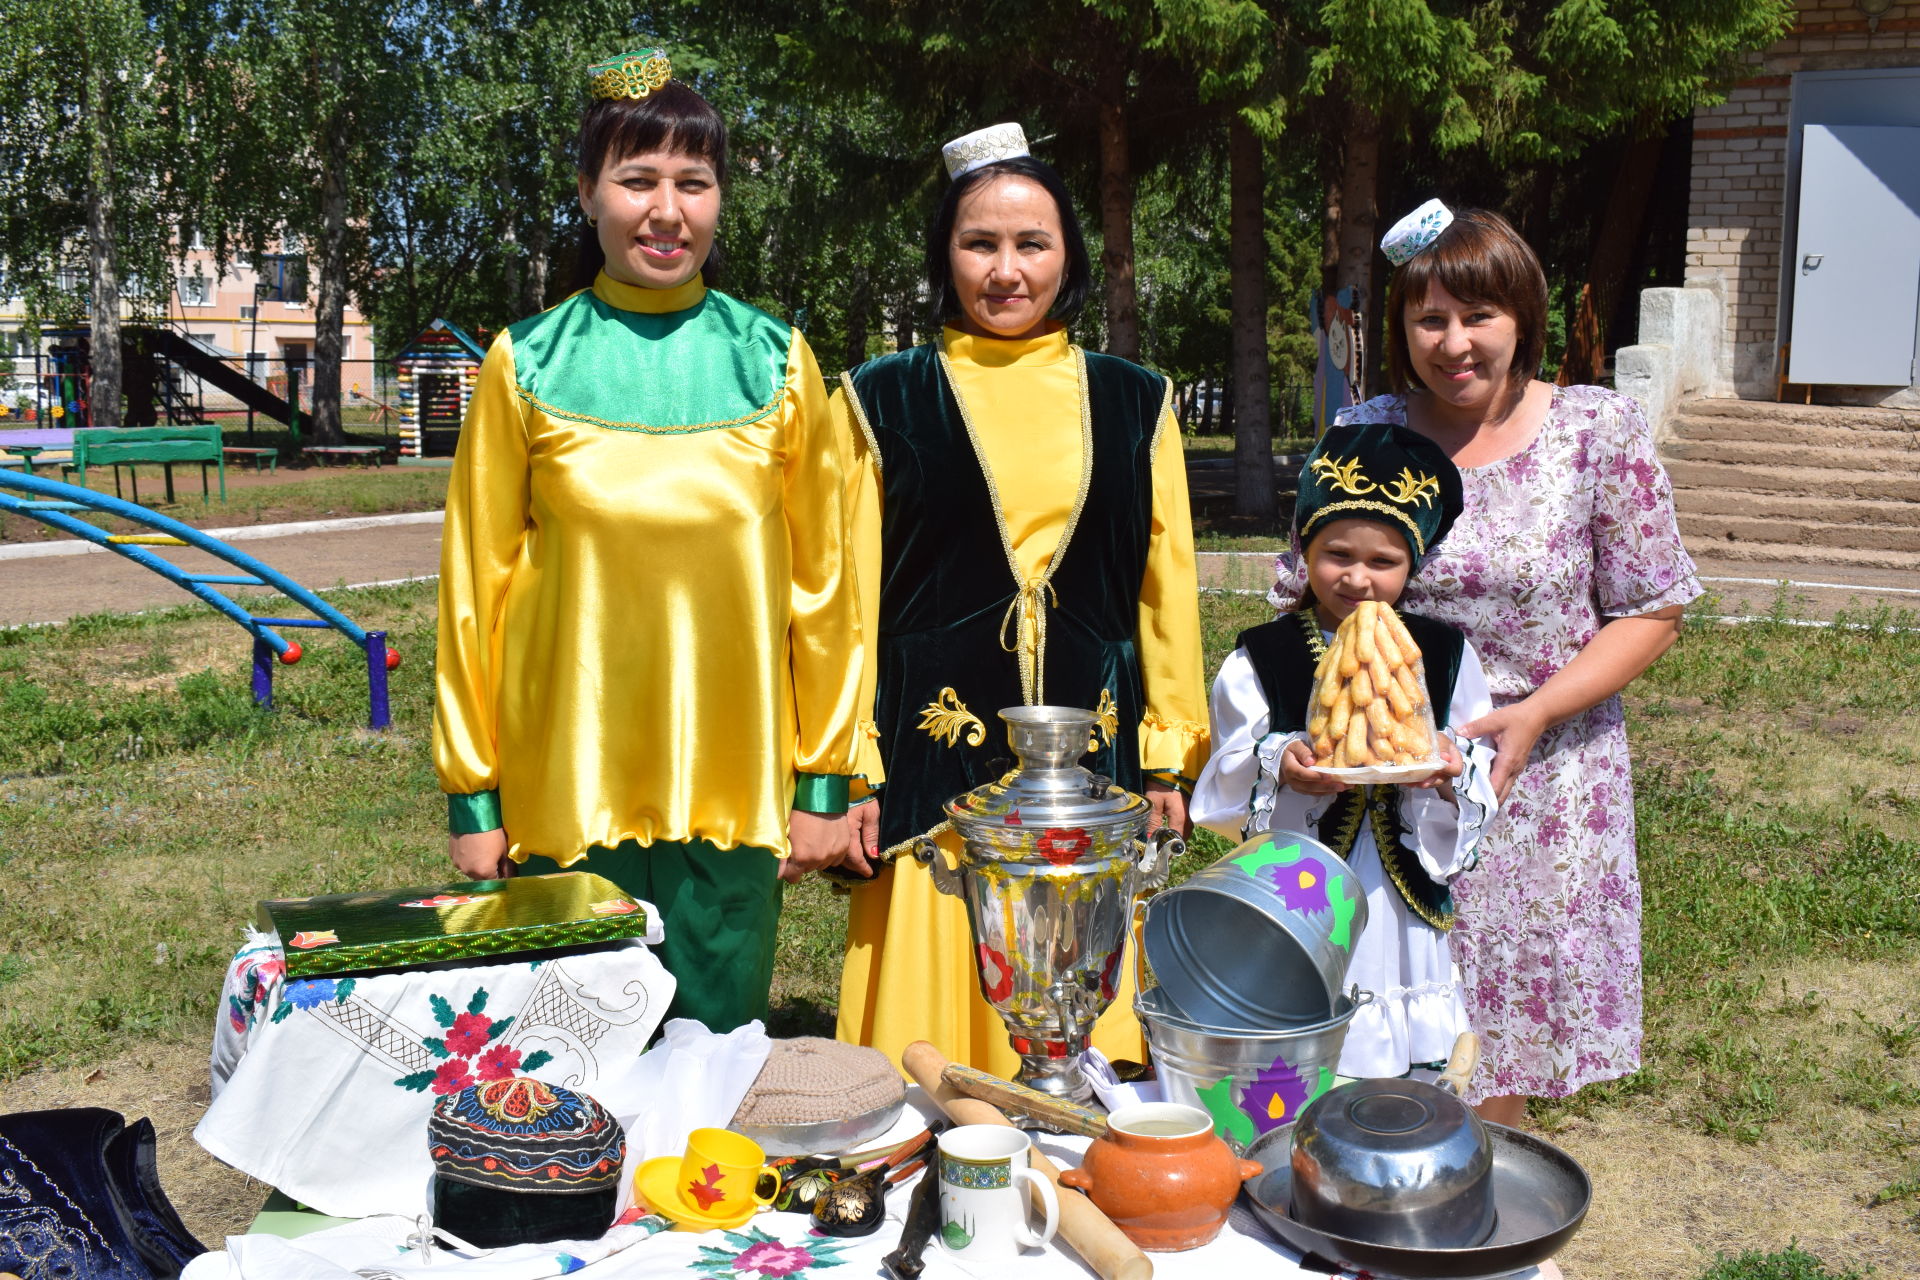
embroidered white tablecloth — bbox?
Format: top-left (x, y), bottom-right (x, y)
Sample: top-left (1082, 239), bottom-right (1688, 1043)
top-left (186, 1090), bottom-right (1560, 1280)
top-left (196, 923), bottom-right (677, 1219)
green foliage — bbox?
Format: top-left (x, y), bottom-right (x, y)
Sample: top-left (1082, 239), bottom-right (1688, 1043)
top-left (0, 0), bottom-right (176, 325)
top-left (1693, 1244), bottom-right (1872, 1280)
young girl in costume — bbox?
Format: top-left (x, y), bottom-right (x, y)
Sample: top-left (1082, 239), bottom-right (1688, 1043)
top-left (1191, 421), bottom-right (1498, 1079)
top-left (434, 51), bottom-right (865, 1034)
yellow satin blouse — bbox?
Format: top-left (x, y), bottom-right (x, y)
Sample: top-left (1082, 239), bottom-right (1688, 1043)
top-left (434, 273), bottom-right (865, 862)
top-left (835, 325), bottom-right (1209, 782)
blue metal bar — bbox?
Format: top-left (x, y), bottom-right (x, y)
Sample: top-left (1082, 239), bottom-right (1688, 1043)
top-left (0, 493), bottom-right (291, 656)
top-left (0, 472), bottom-right (400, 728)
top-left (365, 630), bottom-right (391, 730)
top-left (0, 470), bottom-right (368, 644)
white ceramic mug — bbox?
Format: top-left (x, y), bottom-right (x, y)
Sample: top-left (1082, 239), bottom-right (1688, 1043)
top-left (936, 1124), bottom-right (1060, 1260)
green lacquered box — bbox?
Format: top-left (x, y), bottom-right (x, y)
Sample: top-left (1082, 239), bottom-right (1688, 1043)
top-left (259, 872), bottom-right (650, 978)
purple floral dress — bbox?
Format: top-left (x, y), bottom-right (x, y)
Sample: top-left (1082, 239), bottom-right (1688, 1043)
top-left (1272, 386), bottom-right (1701, 1100)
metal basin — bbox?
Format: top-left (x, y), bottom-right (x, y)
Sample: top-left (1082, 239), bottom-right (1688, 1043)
top-left (1288, 1077), bottom-right (1494, 1250)
top-left (1241, 1122), bottom-right (1591, 1279)
top-left (1136, 984), bottom-right (1369, 1154)
top-left (1143, 830), bottom-right (1368, 1029)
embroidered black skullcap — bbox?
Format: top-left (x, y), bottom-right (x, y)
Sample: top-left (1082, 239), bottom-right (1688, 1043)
top-left (1294, 421), bottom-right (1463, 568)
top-left (428, 1077), bottom-right (624, 1248)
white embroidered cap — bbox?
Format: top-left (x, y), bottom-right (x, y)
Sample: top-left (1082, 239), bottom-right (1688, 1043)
top-left (1381, 198), bottom-right (1455, 266)
top-left (942, 123), bottom-right (1030, 180)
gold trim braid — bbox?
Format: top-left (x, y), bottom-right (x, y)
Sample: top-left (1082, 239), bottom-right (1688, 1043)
top-left (515, 385), bottom-right (782, 436)
top-left (838, 370), bottom-right (884, 472)
top-left (1300, 499), bottom-right (1427, 556)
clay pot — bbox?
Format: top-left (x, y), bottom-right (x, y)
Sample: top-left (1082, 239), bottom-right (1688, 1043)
top-left (1059, 1103), bottom-right (1262, 1251)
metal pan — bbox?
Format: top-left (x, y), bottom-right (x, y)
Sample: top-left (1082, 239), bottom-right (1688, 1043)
top-left (1240, 1121), bottom-right (1590, 1279)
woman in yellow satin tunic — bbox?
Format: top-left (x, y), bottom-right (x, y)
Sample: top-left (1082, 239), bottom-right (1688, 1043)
top-left (834, 129), bottom-right (1209, 1076)
top-left (434, 60), bottom-right (863, 1033)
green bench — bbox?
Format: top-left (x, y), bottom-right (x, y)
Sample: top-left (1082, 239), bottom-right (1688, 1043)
top-left (224, 445), bottom-right (279, 474)
top-left (65, 424), bottom-right (226, 504)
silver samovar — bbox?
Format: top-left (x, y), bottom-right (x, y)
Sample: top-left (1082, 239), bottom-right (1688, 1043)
top-left (915, 705), bottom-right (1184, 1102)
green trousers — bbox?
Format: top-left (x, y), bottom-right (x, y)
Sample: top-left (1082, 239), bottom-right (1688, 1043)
top-left (521, 838), bottom-right (782, 1034)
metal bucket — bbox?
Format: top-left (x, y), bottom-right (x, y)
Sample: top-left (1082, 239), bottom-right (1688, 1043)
top-left (1142, 830), bottom-right (1367, 1029)
top-left (1136, 984), bottom-right (1370, 1154)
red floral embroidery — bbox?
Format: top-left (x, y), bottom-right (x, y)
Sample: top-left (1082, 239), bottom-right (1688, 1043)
top-left (978, 944), bottom-right (1015, 1002)
top-left (475, 1043), bottom-right (523, 1081)
top-left (431, 1060), bottom-right (476, 1095)
top-left (444, 1011), bottom-right (493, 1056)
top-left (1035, 827), bottom-right (1091, 866)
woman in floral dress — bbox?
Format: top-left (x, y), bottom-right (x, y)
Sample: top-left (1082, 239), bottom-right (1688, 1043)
top-left (1273, 202), bottom-right (1700, 1124)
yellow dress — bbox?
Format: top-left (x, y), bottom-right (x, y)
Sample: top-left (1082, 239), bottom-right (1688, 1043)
top-left (834, 326), bottom-right (1209, 1076)
top-left (433, 273), bottom-right (866, 863)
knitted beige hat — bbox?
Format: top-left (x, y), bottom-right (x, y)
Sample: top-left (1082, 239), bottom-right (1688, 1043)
top-left (730, 1037), bottom-right (904, 1128)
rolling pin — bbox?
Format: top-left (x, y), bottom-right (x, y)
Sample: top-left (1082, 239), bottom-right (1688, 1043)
top-left (941, 1063), bottom-right (1110, 1138)
top-left (902, 1041), bottom-right (1153, 1280)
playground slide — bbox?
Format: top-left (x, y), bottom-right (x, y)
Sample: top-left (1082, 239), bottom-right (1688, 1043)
top-left (141, 328), bottom-right (301, 427)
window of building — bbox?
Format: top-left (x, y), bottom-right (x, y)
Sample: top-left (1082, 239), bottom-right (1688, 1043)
top-left (179, 275), bottom-right (213, 307)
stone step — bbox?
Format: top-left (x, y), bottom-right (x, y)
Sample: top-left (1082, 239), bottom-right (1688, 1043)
top-left (1676, 397), bottom-right (1920, 432)
top-left (1679, 511), bottom-right (1920, 553)
top-left (1672, 489), bottom-right (1920, 528)
top-left (1663, 437), bottom-right (1920, 473)
top-left (1668, 413), bottom-right (1920, 452)
top-left (1663, 459), bottom-right (1920, 503)
top-left (1679, 538), bottom-right (1920, 574)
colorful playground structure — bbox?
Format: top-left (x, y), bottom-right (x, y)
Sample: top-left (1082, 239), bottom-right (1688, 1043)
top-left (0, 469), bottom-right (399, 728)
top-left (394, 319), bottom-right (485, 457)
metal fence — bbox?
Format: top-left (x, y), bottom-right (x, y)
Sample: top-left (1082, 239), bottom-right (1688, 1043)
top-left (1, 353), bottom-right (400, 433)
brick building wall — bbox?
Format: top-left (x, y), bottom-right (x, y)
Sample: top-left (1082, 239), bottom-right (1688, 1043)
top-left (1685, 0), bottom-right (1920, 399)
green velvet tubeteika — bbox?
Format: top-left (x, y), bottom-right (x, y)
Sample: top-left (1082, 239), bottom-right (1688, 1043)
top-left (792, 773), bottom-right (851, 815)
top-left (448, 790), bottom-right (504, 835)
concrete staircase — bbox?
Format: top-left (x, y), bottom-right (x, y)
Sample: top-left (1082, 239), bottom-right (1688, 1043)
top-left (1661, 399), bottom-right (1920, 573)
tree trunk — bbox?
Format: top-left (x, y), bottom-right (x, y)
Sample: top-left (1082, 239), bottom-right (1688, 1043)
top-left (1331, 100), bottom-right (1382, 341)
top-left (893, 299), bottom-right (914, 353)
top-left (85, 63), bottom-right (122, 428)
top-left (1559, 131), bottom-right (1666, 386)
top-left (1229, 117), bottom-right (1275, 521)
top-left (844, 268), bottom-right (871, 371)
top-left (310, 112), bottom-right (349, 445)
top-left (1096, 97), bottom-right (1140, 361)
top-left (523, 216), bottom-right (550, 318)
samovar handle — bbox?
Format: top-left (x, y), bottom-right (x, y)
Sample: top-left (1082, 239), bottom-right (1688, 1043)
top-left (911, 836), bottom-right (965, 898)
top-left (1135, 827), bottom-right (1184, 889)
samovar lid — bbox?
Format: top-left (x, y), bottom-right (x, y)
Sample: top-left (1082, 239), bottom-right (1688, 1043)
top-left (944, 706), bottom-right (1150, 835)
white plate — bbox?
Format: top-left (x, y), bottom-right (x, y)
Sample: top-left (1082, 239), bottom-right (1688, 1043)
top-left (1312, 760), bottom-right (1443, 785)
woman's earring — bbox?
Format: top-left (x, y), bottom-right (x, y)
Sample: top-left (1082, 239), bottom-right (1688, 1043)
top-left (587, 213), bottom-right (598, 228)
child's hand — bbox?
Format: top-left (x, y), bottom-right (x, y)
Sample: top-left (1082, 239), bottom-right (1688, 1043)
top-left (1281, 738), bottom-right (1347, 794)
top-left (1407, 733), bottom-right (1464, 801)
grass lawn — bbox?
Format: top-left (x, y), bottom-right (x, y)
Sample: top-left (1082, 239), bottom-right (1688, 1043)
top-left (0, 465), bottom-right (447, 545)
top-left (0, 587), bottom-right (1916, 1275)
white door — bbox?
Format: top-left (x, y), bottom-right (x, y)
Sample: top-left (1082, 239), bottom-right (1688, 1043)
top-left (1788, 124), bottom-right (1920, 386)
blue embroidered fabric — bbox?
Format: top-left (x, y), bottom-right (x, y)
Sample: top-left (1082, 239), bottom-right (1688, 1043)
top-left (0, 1108), bottom-right (206, 1279)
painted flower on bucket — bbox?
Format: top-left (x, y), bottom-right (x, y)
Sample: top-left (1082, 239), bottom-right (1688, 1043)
top-left (1262, 856), bottom-right (1330, 914)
